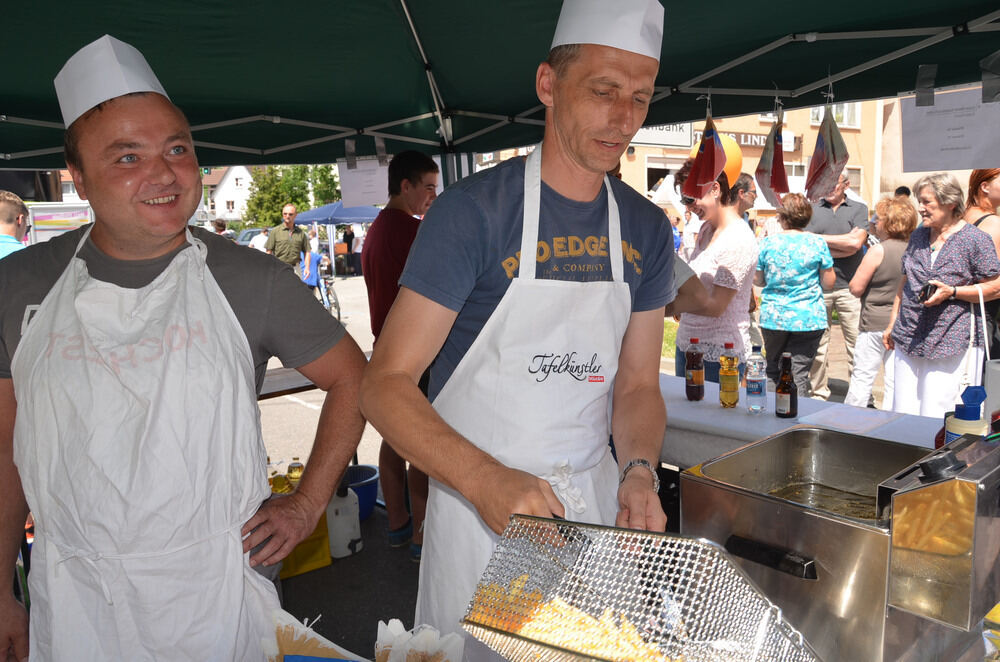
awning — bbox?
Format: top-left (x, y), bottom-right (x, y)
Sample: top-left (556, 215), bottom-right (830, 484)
top-left (3, 1), bottom-right (998, 169)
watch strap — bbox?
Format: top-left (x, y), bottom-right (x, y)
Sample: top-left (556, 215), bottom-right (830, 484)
top-left (619, 458), bottom-right (660, 494)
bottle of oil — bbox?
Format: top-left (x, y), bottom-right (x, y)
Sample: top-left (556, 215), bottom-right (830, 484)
top-left (775, 352), bottom-right (797, 418)
top-left (719, 342), bottom-right (740, 408)
top-left (287, 457), bottom-right (305, 487)
top-left (685, 338), bottom-right (705, 401)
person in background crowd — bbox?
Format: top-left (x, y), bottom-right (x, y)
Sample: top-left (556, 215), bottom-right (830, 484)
top-left (308, 227), bottom-right (319, 254)
top-left (350, 228), bottom-right (364, 277)
top-left (266, 203), bottom-right (311, 278)
top-left (963, 169), bottom-right (1000, 359)
top-left (341, 225), bottom-right (355, 274)
top-left (669, 214), bottom-right (682, 252)
top-left (360, 1), bottom-right (673, 653)
top-left (211, 219), bottom-right (235, 240)
top-left (674, 137), bottom-right (758, 382)
top-left (0, 35), bottom-right (366, 661)
top-left (680, 208), bottom-right (701, 262)
top-left (361, 150), bottom-right (439, 562)
top-left (732, 173), bottom-right (763, 349)
top-left (732, 173), bottom-right (757, 225)
top-left (895, 185), bottom-right (912, 199)
top-left (844, 198), bottom-right (917, 409)
top-left (885, 173), bottom-right (1000, 417)
top-left (0, 191), bottom-right (30, 260)
top-left (248, 226), bottom-right (269, 252)
top-left (806, 173), bottom-right (869, 400)
top-left (300, 248), bottom-right (330, 309)
top-left (754, 193), bottom-right (835, 394)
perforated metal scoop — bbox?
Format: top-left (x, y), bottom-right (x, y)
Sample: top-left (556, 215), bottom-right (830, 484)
top-left (461, 516), bottom-right (820, 662)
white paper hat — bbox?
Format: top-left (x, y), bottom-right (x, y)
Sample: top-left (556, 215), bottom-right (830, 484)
top-left (550, 0), bottom-right (664, 62)
top-left (54, 35), bottom-right (168, 127)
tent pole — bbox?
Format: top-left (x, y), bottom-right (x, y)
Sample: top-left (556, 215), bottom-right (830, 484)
top-left (398, 0), bottom-right (452, 149)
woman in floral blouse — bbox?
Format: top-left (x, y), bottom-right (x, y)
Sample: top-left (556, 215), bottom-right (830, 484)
top-left (885, 173), bottom-right (1000, 417)
top-left (755, 193), bottom-right (835, 394)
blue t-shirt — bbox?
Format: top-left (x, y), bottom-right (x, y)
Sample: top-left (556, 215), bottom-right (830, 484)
top-left (757, 231), bottom-right (833, 332)
top-left (0, 235), bottom-right (25, 261)
top-left (401, 157), bottom-right (675, 400)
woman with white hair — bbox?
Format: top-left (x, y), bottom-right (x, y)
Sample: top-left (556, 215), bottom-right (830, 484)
top-left (884, 173), bottom-right (1000, 417)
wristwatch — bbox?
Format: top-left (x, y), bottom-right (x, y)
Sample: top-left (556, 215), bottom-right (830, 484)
top-left (619, 458), bottom-right (660, 494)
top-left (950, 285), bottom-right (958, 300)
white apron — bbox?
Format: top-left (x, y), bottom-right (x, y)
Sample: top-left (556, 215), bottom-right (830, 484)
top-left (416, 147), bottom-right (632, 660)
top-left (12, 229), bottom-right (278, 661)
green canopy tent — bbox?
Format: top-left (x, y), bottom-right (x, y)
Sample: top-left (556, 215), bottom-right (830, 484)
top-left (3, 1), bottom-right (998, 175)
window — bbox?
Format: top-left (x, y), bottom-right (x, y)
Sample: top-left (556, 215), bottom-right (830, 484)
top-left (209, 198), bottom-right (216, 212)
top-left (810, 103), bottom-right (861, 129)
top-left (61, 181), bottom-right (76, 196)
top-left (234, 177), bottom-right (242, 187)
top-left (226, 200), bottom-right (235, 212)
top-left (846, 167), bottom-right (862, 192)
top-left (784, 163), bottom-right (808, 178)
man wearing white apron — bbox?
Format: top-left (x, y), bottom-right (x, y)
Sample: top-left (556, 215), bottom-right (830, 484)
top-left (0, 36), bottom-right (366, 661)
top-left (361, 1), bottom-right (674, 658)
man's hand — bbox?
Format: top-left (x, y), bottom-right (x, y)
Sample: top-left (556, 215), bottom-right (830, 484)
top-left (241, 492), bottom-right (323, 567)
top-left (1, 593), bottom-right (28, 662)
top-left (615, 470), bottom-right (667, 532)
top-left (468, 463), bottom-right (565, 535)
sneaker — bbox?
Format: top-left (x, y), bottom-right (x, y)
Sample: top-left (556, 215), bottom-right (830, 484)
top-left (388, 519), bottom-right (412, 548)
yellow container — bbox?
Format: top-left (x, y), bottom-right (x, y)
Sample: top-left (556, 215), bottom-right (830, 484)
top-left (278, 512), bottom-right (332, 580)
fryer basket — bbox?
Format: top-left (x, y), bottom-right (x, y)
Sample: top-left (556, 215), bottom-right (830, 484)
top-left (461, 516), bottom-right (820, 662)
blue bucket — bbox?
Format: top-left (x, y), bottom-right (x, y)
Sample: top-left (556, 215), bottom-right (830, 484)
top-left (346, 464), bottom-right (379, 521)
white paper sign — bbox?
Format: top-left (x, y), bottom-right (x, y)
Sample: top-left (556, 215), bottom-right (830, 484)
top-left (337, 154), bottom-right (445, 207)
top-left (901, 87), bottom-right (1000, 172)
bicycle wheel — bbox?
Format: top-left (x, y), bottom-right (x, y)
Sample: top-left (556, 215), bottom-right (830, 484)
top-left (325, 279), bottom-right (342, 321)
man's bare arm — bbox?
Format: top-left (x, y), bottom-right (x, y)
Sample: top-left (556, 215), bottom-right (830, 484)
top-left (822, 227), bottom-right (868, 257)
top-left (360, 287), bottom-right (564, 534)
top-left (0, 379), bottom-right (30, 661)
top-left (242, 333), bottom-right (367, 567)
top-left (611, 309), bottom-right (668, 532)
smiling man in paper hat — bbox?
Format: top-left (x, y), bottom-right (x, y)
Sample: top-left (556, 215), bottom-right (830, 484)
top-left (0, 35), bottom-right (367, 660)
top-left (361, 1), bottom-right (675, 656)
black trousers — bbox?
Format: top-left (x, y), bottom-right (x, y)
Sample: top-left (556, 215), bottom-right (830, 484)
top-left (762, 328), bottom-right (825, 397)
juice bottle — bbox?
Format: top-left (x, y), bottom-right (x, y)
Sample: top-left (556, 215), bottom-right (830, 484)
top-left (685, 338), bottom-right (704, 401)
top-left (719, 342), bottom-right (740, 408)
top-left (775, 352), bottom-right (797, 419)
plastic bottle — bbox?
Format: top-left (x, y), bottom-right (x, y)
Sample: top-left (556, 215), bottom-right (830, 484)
top-left (327, 481), bottom-right (363, 559)
top-left (287, 457), bottom-right (305, 486)
top-left (685, 338), bottom-right (704, 401)
top-left (719, 342), bottom-right (740, 408)
top-left (745, 345), bottom-right (766, 414)
top-left (944, 386), bottom-right (989, 444)
top-left (775, 352), bottom-right (798, 419)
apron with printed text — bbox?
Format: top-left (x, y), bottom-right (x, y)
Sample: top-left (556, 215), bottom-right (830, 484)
top-left (416, 147), bottom-right (632, 660)
top-left (12, 229), bottom-right (277, 661)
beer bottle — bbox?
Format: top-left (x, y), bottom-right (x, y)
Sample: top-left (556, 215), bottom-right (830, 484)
top-left (775, 352), bottom-right (797, 418)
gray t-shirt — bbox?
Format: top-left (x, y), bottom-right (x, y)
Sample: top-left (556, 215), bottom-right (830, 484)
top-left (0, 226), bottom-right (345, 391)
top-left (807, 197), bottom-right (870, 289)
top-left (400, 157), bottom-right (675, 401)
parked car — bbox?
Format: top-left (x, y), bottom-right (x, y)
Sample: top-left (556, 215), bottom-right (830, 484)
top-left (236, 228), bottom-right (265, 247)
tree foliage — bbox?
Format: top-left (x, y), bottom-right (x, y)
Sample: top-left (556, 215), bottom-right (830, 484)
top-left (244, 164), bottom-right (340, 226)
top-left (311, 164), bottom-right (340, 205)
top-left (244, 165), bottom-right (312, 226)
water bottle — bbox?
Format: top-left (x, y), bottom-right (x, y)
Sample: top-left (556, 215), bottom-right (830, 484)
top-left (745, 345), bottom-right (766, 414)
